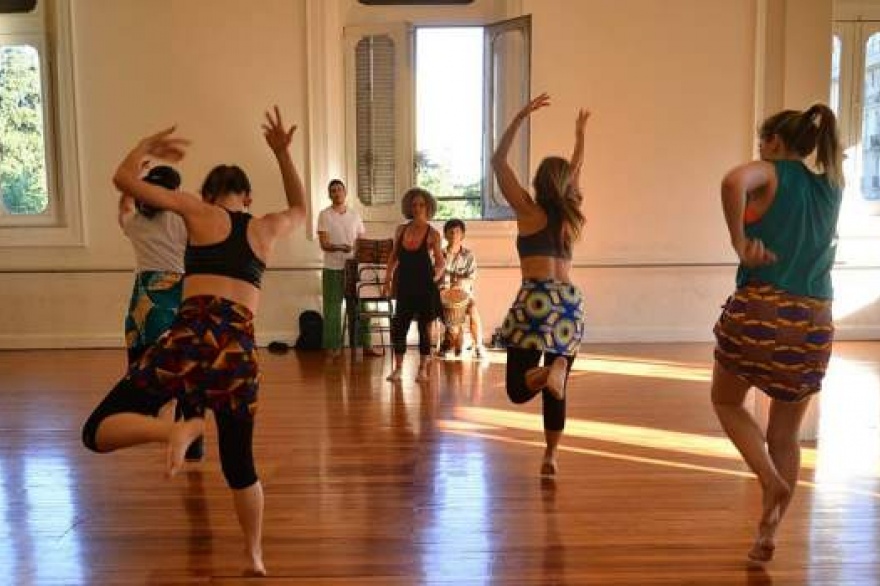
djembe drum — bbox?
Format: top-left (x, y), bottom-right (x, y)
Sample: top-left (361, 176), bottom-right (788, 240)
top-left (440, 287), bottom-right (471, 353)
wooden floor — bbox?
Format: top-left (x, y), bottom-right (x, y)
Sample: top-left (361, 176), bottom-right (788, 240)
top-left (1, 342), bottom-right (879, 585)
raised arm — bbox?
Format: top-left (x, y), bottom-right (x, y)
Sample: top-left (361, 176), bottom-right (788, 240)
top-left (490, 93), bottom-right (551, 214)
top-left (569, 108), bottom-right (590, 195)
top-left (112, 127), bottom-right (199, 217)
top-left (720, 160), bottom-right (777, 267)
top-left (259, 106), bottom-right (307, 238)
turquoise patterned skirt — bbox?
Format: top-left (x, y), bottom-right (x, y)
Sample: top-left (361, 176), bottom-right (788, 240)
top-left (125, 270), bottom-right (184, 366)
top-left (501, 279), bottom-right (584, 356)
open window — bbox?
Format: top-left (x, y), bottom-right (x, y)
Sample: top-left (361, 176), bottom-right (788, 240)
top-left (344, 15), bottom-right (531, 222)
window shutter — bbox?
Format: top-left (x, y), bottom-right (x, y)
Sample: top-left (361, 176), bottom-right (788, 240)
top-left (354, 34), bottom-right (397, 206)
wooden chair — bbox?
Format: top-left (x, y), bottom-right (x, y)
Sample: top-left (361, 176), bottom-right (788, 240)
top-left (342, 238), bottom-right (395, 354)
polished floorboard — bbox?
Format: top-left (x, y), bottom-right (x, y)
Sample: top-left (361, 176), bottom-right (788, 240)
top-left (0, 342), bottom-right (878, 585)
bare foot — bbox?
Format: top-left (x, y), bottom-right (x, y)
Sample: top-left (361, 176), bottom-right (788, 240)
top-left (166, 417), bottom-right (206, 479)
top-left (747, 536), bottom-right (776, 565)
top-left (363, 346), bottom-right (383, 357)
top-left (157, 398), bottom-right (177, 424)
top-left (525, 367), bottom-right (548, 392)
top-left (748, 478), bottom-right (789, 562)
top-left (243, 547), bottom-right (267, 577)
top-left (415, 365), bottom-right (430, 382)
top-left (546, 358), bottom-right (568, 400)
top-left (386, 368), bottom-right (402, 382)
top-left (540, 451), bottom-right (558, 478)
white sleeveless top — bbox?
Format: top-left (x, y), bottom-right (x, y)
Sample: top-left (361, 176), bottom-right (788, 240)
top-left (121, 210), bottom-right (187, 273)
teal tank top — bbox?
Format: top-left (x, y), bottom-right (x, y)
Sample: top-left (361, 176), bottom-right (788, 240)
top-left (736, 160), bottom-right (842, 299)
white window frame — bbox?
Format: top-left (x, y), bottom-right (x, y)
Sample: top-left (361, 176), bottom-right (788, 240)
top-left (0, 0), bottom-right (83, 247)
top-left (343, 15), bottom-right (530, 227)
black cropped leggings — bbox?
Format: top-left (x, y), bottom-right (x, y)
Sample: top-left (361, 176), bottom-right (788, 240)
top-left (391, 303), bottom-right (434, 356)
top-left (82, 378), bottom-right (257, 490)
top-left (506, 347), bottom-right (575, 432)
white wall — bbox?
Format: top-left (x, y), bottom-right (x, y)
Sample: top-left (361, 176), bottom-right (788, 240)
top-left (2, 0), bottom-right (877, 349)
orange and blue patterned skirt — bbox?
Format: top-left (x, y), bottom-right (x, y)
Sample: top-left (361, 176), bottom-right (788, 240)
top-left (128, 295), bottom-right (259, 421)
top-left (501, 279), bottom-right (584, 356)
top-left (713, 283), bottom-right (833, 402)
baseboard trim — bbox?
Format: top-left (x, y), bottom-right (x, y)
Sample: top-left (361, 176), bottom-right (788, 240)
top-left (0, 331), bottom-right (298, 350)
top-left (1, 326), bottom-right (876, 350)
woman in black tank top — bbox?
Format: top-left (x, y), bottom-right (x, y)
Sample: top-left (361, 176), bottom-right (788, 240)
top-left (382, 188), bottom-right (446, 382)
top-left (82, 107), bottom-right (306, 576)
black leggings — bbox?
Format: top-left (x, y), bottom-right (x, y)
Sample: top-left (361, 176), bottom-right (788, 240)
top-left (506, 347), bottom-right (575, 432)
top-left (82, 378), bottom-right (257, 490)
top-left (391, 303), bottom-right (434, 356)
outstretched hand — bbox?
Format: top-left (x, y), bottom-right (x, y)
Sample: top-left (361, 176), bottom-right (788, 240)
top-left (575, 108), bottom-right (590, 135)
top-left (516, 93), bottom-right (551, 121)
top-left (262, 105), bottom-right (296, 154)
top-left (137, 127), bottom-right (190, 162)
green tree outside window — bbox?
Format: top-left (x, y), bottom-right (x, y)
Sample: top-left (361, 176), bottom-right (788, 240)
top-left (0, 44), bottom-right (48, 215)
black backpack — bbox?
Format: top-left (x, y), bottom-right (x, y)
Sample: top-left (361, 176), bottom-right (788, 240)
top-left (294, 310), bottom-right (323, 351)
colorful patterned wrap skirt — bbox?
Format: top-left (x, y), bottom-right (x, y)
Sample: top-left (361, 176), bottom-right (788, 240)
top-left (713, 283), bottom-right (834, 402)
top-left (501, 279), bottom-right (584, 356)
top-left (128, 295), bottom-right (260, 421)
top-left (124, 270), bottom-right (184, 365)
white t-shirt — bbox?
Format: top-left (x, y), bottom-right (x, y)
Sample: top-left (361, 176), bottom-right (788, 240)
top-left (121, 210), bottom-right (187, 273)
top-left (317, 206), bottom-right (365, 270)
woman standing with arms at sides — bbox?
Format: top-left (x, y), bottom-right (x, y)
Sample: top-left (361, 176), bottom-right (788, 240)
top-left (713, 104), bottom-right (843, 565)
top-left (382, 188), bottom-right (446, 383)
top-left (82, 106), bottom-right (306, 576)
top-left (491, 93), bottom-right (588, 478)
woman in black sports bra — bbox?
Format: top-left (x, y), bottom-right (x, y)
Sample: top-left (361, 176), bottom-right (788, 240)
top-left (382, 188), bottom-right (446, 382)
top-left (491, 93), bottom-right (589, 478)
top-left (81, 107), bottom-right (305, 576)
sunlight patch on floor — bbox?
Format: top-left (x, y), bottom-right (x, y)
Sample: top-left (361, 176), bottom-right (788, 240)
top-left (440, 428), bottom-right (880, 499)
top-left (475, 351), bottom-right (712, 382)
top-left (450, 406), bottom-right (820, 467)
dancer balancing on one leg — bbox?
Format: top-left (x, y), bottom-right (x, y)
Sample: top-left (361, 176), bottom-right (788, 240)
top-left (118, 164), bottom-right (205, 462)
top-left (712, 104), bottom-right (843, 564)
top-left (82, 106), bottom-right (306, 576)
top-left (491, 93), bottom-right (589, 477)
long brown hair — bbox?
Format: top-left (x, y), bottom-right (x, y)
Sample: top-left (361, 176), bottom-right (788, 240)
top-left (759, 104), bottom-right (844, 188)
top-left (532, 156), bottom-right (585, 249)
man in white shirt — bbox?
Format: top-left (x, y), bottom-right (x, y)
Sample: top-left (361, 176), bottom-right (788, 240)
top-left (316, 179), bottom-right (379, 356)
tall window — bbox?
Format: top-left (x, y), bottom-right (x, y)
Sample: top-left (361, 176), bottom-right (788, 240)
top-left (0, 1), bottom-right (81, 246)
top-left (831, 22), bottom-right (880, 214)
top-left (0, 42), bottom-right (47, 215)
top-left (345, 16), bottom-right (530, 222)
